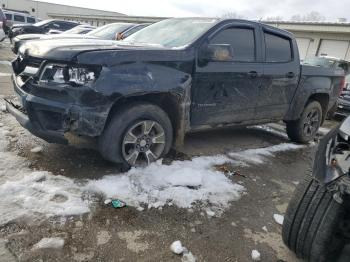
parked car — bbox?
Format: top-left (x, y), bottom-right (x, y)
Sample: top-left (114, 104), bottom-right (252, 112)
top-left (282, 116), bottom-right (350, 262)
top-left (303, 56), bottom-right (350, 74)
top-left (5, 18), bottom-right (345, 167)
top-left (3, 10), bottom-right (38, 31)
top-left (48, 24), bottom-right (96, 35)
top-left (11, 22), bottom-right (135, 54)
top-left (8, 19), bottom-right (80, 41)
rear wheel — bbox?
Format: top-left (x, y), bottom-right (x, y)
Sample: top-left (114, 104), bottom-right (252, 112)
top-left (286, 101), bottom-right (322, 143)
top-left (282, 176), bottom-right (346, 262)
top-left (99, 103), bottom-right (173, 167)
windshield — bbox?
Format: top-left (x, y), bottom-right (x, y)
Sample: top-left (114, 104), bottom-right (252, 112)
top-left (122, 18), bottom-right (219, 48)
top-left (87, 23), bottom-right (132, 40)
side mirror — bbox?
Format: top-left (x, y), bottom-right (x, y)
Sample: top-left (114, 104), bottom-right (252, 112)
top-left (199, 44), bottom-right (233, 63)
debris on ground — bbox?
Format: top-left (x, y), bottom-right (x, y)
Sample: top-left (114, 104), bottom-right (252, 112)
top-left (104, 199), bottom-right (112, 205)
top-left (0, 105), bottom-right (6, 112)
top-left (32, 237), bottom-right (65, 250)
top-left (170, 240), bottom-right (196, 261)
top-left (111, 199), bottom-right (127, 208)
top-left (170, 240), bottom-right (184, 255)
top-left (251, 249), bottom-right (261, 261)
top-left (273, 214), bottom-right (284, 225)
top-left (30, 146), bottom-right (43, 153)
top-left (214, 163), bottom-right (247, 178)
top-left (206, 209), bottom-right (215, 217)
top-left (262, 226), bottom-right (268, 232)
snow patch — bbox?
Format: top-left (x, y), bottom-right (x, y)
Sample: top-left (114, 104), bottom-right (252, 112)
top-left (273, 214), bottom-right (284, 225)
top-left (170, 240), bottom-right (184, 254)
top-left (87, 156), bottom-right (245, 212)
top-left (30, 146), bottom-right (43, 153)
top-left (0, 61), bottom-right (11, 66)
top-left (229, 143), bottom-right (304, 165)
top-left (32, 237), bottom-right (64, 250)
top-left (251, 250), bottom-right (261, 261)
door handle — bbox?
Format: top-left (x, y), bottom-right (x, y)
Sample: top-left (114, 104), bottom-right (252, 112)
top-left (286, 72), bottom-right (295, 78)
top-left (248, 71), bottom-right (258, 78)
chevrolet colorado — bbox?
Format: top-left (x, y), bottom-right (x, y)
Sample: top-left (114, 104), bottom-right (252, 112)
top-left (5, 18), bottom-right (345, 167)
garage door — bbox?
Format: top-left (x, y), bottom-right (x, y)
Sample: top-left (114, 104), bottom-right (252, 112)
top-left (296, 38), bottom-right (311, 60)
top-left (318, 40), bottom-right (350, 59)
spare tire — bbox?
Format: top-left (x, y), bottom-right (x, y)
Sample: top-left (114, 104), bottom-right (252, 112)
top-left (282, 175), bottom-right (346, 262)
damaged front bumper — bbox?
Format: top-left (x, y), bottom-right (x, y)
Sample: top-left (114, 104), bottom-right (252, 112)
top-left (5, 74), bottom-right (110, 144)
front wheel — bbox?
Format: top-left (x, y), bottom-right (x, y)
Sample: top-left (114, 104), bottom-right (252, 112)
top-left (99, 103), bottom-right (173, 167)
top-left (286, 101), bottom-right (322, 143)
top-left (282, 176), bottom-right (346, 262)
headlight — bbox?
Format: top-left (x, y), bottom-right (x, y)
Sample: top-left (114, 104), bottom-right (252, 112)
top-left (39, 63), bottom-right (101, 87)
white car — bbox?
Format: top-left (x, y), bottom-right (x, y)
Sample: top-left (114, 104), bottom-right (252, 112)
top-left (0, 27), bottom-right (5, 42)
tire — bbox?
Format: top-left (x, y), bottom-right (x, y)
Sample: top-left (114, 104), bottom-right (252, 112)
top-left (282, 176), bottom-right (346, 262)
top-left (286, 101), bottom-right (323, 143)
top-left (99, 103), bottom-right (173, 167)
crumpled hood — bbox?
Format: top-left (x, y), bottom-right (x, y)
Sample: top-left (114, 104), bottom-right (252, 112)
top-left (19, 38), bottom-right (119, 61)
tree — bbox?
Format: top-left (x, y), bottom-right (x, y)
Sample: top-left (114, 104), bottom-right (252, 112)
top-left (264, 16), bottom-right (284, 21)
top-left (220, 11), bottom-right (245, 19)
top-left (290, 11), bottom-right (325, 22)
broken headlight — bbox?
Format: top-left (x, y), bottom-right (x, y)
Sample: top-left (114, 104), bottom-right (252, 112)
top-left (39, 63), bottom-right (101, 87)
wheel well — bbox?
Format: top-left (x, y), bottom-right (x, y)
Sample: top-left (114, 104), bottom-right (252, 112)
top-left (104, 93), bottom-right (181, 140)
top-left (308, 93), bottom-right (329, 120)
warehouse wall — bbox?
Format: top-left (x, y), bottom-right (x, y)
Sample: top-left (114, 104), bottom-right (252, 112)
top-left (0, 0), bottom-right (124, 20)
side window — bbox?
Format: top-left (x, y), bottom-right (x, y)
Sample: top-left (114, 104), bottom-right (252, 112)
top-left (264, 32), bottom-right (292, 62)
top-left (5, 13), bottom-right (12, 21)
top-left (14, 15), bottom-right (25, 22)
top-left (209, 27), bottom-right (255, 62)
top-left (27, 17), bottom-right (35, 24)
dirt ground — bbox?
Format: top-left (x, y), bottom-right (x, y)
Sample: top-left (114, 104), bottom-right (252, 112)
top-left (0, 39), bottom-right (349, 262)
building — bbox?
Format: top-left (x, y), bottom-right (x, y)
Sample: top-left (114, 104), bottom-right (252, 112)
top-left (0, 0), bottom-right (125, 25)
top-left (265, 21), bottom-right (350, 61)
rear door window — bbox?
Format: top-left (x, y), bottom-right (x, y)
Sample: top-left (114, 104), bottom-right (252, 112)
top-left (209, 27), bottom-right (256, 62)
top-left (14, 15), bottom-right (25, 23)
top-left (264, 32), bottom-right (292, 62)
top-left (27, 17), bottom-right (36, 24)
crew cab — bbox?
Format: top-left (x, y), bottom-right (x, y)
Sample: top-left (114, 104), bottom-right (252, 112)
top-left (5, 18), bottom-right (345, 167)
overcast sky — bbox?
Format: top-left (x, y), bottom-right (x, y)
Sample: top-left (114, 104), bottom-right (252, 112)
top-left (40, 0), bottom-right (349, 21)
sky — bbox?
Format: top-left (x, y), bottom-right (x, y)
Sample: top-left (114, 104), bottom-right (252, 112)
top-left (40, 0), bottom-right (349, 21)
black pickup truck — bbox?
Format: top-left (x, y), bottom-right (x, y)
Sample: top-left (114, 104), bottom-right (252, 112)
top-left (5, 18), bottom-right (345, 167)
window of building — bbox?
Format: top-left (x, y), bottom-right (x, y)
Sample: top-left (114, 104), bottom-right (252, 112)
top-left (264, 32), bottom-right (292, 62)
top-left (209, 27), bottom-right (256, 62)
